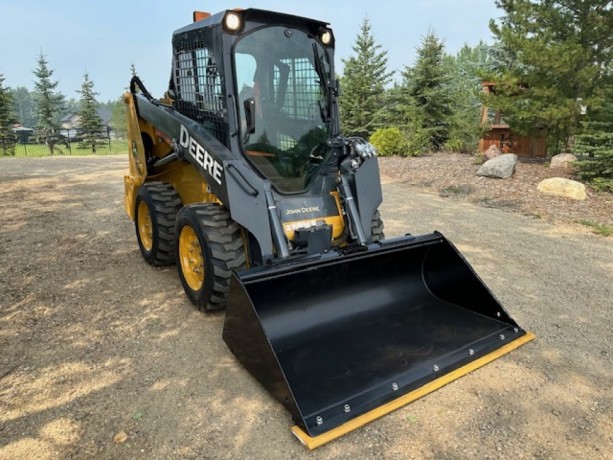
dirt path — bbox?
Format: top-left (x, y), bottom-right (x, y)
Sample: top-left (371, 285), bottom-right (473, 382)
top-left (1, 155), bottom-right (611, 459)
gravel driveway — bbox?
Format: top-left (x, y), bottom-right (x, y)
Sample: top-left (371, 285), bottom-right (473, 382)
top-left (1, 155), bottom-right (611, 459)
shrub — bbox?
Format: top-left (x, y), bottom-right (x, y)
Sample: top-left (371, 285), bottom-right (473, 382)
top-left (370, 127), bottom-right (410, 157)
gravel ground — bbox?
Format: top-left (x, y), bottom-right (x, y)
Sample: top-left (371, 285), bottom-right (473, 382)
top-left (0, 155), bottom-right (612, 459)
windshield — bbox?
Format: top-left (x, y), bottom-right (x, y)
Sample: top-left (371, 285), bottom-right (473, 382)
top-left (234, 26), bottom-right (332, 193)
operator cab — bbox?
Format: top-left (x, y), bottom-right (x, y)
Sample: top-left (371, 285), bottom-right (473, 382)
top-left (169, 9), bottom-right (338, 195)
top-left (234, 26), bottom-right (334, 193)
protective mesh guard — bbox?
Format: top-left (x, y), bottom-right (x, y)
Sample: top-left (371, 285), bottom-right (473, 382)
top-left (273, 57), bottom-right (321, 120)
top-left (174, 42), bottom-right (227, 144)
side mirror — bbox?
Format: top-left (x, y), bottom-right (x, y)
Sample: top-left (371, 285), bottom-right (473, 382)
top-left (243, 98), bottom-right (256, 134)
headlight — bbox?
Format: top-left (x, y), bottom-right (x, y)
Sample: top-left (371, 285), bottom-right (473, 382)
top-left (321, 29), bottom-right (333, 46)
top-left (224, 11), bottom-right (243, 32)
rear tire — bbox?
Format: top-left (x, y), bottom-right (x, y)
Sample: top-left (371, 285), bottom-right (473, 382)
top-left (135, 182), bottom-right (182, 266)
top-left (371, 209), bottom-right (385, 242)
top-left (175, 204), bottom-right (246, 312)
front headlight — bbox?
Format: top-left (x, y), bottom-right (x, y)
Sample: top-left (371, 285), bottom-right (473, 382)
top-left (223, 11), bottom-right (243, 33)
top-left (320, 29), bottom-right (333, 46)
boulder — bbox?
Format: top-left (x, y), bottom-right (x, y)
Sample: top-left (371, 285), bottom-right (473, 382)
top-left (550, 153), bottom-right (577, 170)
top-left (484, 144), bottom-right (502, 159)
top-left (537, 178), bottom-right (587, 200)
top-left (477, 153), bottom-right (518, 179)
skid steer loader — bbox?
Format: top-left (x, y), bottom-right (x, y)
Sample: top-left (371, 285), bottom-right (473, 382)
top-left (123, 8), bottom-right (534, 448)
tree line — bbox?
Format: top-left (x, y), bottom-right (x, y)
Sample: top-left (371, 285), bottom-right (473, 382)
top-left (340, 0), bottom-right (612, 191)
top-left (0, 53), bottom-right (127, 155)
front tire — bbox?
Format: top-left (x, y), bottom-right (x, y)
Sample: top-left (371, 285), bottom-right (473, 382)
top-left (175, 204), bottom-right (246, 312)
top-left (371, 209), bottom-right (385, 242)
top-left (135, 182), bottom-right (182, 265)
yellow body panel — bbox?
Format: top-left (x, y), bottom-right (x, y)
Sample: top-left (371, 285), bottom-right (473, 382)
top-left (123, 92), bottom-right (147, 219)
top-left (291, 331), bottom-right (536, 450)
top-left (148, 162), bottom-right (221, 206)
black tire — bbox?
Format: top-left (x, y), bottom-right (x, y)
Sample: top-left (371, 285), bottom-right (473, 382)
top-left (175, 204), bottom-right (246, 312)
top-left (371, 209), bottom-right (385, 242)
top-left (134, 182), bottom-right (182, 266)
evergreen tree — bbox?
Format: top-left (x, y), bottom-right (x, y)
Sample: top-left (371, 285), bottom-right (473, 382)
top-left (0, 73), bottom-right (17, 156)
top-left (489, 0), bottom-right (613, 150)
top-left (339, 17), bottom-right (393, 138)
top-left (443, 42), bottom-right (493, 153)
top-left (575, 87), bottom-right (613, 192)
top-left (110, 97), bottom-right (127, 138)
top-left (10, 86), bottom-right (37, 127)
top-left (63, 97), bottom-right (80, 118)
top-left (33, 52), bottom-right (65, 154)
top-left (377, 84), bottom-right (430, 155)
top-left (77, 73), bottom-right (105, 153)
top-left (402, 30), bottom-right (452, 151)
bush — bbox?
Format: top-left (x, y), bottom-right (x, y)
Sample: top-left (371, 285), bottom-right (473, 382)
top-left (370, 127), bottom-right (410, 156)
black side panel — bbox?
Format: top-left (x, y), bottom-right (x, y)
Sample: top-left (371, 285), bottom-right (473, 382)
top-left (355, 156), bottom-right (383, 241)
top-left (224, 160), bottom-right (274, 260)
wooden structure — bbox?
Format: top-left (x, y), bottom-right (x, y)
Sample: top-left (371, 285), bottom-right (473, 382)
top-left (479, 82), bottom-right (547, 158)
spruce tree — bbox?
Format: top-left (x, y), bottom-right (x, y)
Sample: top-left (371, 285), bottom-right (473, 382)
top-left (402, 30), bottom-right (452, 151)
top-left (575, 88), bottom-right (613, 192)
top-left (33, 52), bottom-right (65, 154)
top-left (77, 73), bottom-right (105, 153)
top-left (110, 97), bottom-right (127, 138)
top-left (10, 86), bottom-right (37, 128)
top-left (0, 73), bottom-right (17, 155)
top-left (443, 42), bottom-right (493, 153)
top-left (489, 0), bottom-right (613, 150)
top-left (339, 17), bottom-right (393, 139)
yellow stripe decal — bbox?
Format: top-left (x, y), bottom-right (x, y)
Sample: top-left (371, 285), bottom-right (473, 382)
top-left (291, 331), bottom-right (536, 450)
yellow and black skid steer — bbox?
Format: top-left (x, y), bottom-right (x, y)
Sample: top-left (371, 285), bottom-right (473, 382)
top-left (123, 8), bottom-right (534, 449)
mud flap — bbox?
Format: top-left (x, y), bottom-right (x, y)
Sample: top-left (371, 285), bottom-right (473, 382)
top-left (222, 232), bottom-right (533, 445)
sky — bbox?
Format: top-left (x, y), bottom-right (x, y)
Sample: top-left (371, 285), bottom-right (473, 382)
top-left (0, 1), bottom-right (503, 102)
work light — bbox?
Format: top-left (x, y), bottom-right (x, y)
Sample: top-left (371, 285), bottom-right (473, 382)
top-left (224, 11), bottom-right (243, 32)
top-left (321, 29), bottom-right (333, 45)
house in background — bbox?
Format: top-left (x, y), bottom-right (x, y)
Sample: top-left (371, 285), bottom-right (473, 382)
top-left (60, 107), bottom-right (113, 140)
top-left (479, 82), bottom-right (547, 158)
top-left (12, 125), bottom-right (34, 144)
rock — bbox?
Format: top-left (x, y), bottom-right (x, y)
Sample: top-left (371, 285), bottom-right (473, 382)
top-left (550, 153), bottom-right (577, 169)
top-left (537, 178), bottom-right (587, 200)
top-left (477, 154), bottom-right (518, 179)
top-left (113, 431), bottom-right (128, 443)
top-left (484, 144), bottom-right (502, 159)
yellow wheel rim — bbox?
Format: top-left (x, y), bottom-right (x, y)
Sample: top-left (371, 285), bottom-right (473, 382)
top-left (137, 201), bottom-right (153, 251)
top-left (179, 225), bottom-right (205, 291)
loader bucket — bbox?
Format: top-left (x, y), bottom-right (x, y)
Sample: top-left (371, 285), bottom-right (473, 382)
top-left (222, 232), bottom-right (533, 448)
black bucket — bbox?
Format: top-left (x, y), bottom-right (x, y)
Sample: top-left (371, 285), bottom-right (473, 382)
top-left (222, 232), bottom-right (528, 438)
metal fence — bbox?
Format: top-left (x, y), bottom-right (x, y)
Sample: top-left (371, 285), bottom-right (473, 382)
top-left (3, 138), bottom-right (127, 157)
